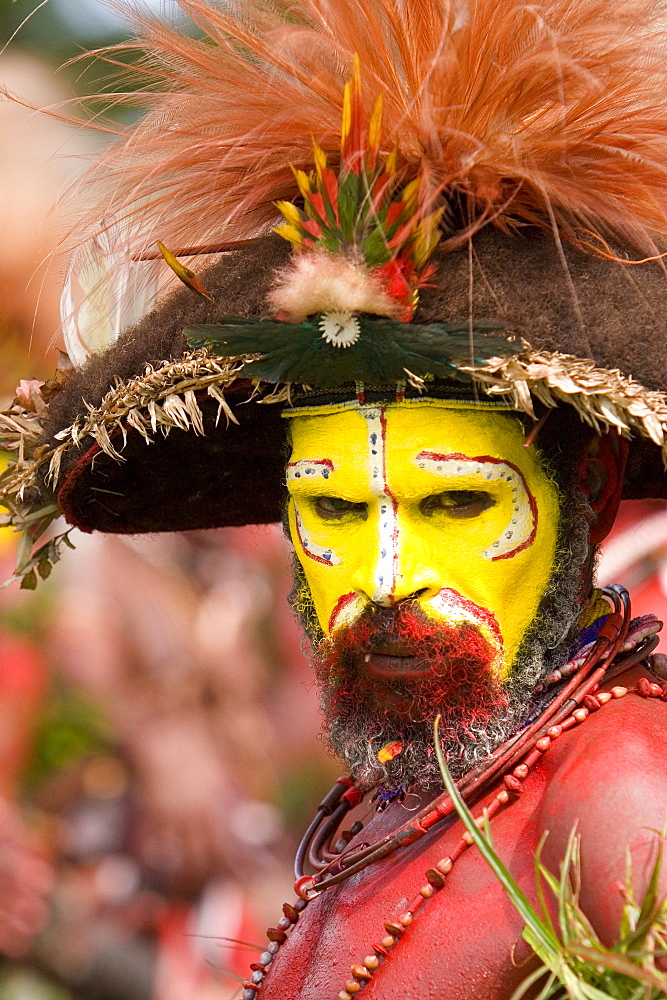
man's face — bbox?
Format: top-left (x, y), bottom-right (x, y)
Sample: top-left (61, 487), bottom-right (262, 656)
top-left (286, 403), bottom-right (559, 679)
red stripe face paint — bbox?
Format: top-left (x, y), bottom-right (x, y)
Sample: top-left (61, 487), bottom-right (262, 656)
top-left (328, 592), bottom-right (358, 633)
top-left (428, 587), bottom-right (504, 673)
top-left (288, 458), bottom-right (341, 567)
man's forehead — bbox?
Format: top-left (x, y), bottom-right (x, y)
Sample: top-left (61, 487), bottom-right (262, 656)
top-left (285, 401), bottom-right (528, 462)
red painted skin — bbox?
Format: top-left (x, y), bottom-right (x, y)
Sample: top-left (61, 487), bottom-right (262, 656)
top-left (260, 665), bottom-right (667, 999)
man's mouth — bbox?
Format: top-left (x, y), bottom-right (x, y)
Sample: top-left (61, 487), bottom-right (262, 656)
top-left (362, 640), bottom-right (433, 679)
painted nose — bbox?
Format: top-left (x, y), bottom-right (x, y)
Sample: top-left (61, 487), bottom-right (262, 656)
top-left (374, 572), bottom-right (442, 607)
top-left (350, 525), bottom-right (442, 607)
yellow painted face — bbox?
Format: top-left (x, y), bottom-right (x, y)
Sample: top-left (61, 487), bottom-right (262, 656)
top-left (286, 403), bottom-right (560, 678)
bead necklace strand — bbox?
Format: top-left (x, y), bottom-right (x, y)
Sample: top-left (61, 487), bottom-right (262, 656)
top-left (241, 674), bottom-right (667, 1000)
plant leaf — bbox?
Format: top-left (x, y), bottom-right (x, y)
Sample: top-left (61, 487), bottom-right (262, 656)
top-left (508, 964), bottom-right (557, 1000)
top-left (20, 569), bottom-right (37, 591)
top-left (567, 945), bottom-right (667, 992)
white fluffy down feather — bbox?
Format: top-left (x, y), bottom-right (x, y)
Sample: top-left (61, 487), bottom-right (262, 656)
top-left (268, 251), bottom-right (400, 322)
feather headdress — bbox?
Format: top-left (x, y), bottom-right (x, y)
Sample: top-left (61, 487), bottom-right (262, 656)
top-left (84, 0), bottom-right (667, 260)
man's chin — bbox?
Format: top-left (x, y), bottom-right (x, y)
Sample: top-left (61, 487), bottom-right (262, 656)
top-left (318, 675), bottom-right (515, 791)
top-left (311, 604), bottom-right (516, 788)
top-left (321, 707), bottom-right (499, 791)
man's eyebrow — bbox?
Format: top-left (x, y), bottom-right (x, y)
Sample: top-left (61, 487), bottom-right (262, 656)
top-left (286, 459), bottom-right (335, 482)
top-left (415, 451), bottom-right (513, 479)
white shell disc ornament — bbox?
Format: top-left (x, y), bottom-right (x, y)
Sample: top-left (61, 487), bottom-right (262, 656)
top-left (319, 311), bottom-right (361, 348)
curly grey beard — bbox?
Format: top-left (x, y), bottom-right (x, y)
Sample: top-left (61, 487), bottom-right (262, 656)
top-left (289, 482), bottom-right (595, 792)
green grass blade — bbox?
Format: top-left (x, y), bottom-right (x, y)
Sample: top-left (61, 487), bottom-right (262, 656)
top-left (624, 829), bottom-right (665, 951)
top-left (567, 945), bottom-right (667, 993)
top-left (434, 716), bottom-right (560, 958)
top-left (509, 965), bottom-right (558, 1000)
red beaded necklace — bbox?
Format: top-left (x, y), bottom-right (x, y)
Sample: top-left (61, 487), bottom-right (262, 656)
top-left (242, 586), bottom-right (664, 1000)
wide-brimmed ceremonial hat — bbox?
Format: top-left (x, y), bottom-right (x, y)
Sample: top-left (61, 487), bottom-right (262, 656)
top-left (3, 0), bottom-right (667, 579)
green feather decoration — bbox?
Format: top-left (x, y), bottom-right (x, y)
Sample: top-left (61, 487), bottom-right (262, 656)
top-left (185, 314), bottom-right (518, 388)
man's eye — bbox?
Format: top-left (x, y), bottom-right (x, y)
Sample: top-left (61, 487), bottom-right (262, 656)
top-left (420, 491), bottom-right (495, 519)
top-left (314, 497), bottom-right (367, 521)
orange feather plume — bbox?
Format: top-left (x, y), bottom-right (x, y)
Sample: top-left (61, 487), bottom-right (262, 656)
top-left (81, 0), bottom-right (667, 264)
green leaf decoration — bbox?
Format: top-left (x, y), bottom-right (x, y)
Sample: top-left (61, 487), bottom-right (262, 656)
top-left (1, 505), bottom-right (75, 592)
top-left (185, 315), bottom-right (517, 388)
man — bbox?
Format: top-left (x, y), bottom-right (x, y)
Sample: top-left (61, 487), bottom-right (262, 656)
top-left (269, 402), bottom-right (666, 999)
top-left (2, 0), bottom-right (667, 996)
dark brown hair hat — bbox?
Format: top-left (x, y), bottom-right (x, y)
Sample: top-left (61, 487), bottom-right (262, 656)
top-left (28, 228), bottom-right (667, 535)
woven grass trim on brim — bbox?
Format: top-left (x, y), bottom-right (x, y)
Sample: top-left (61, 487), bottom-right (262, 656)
top-left (0, 351), bottom-right (253, 518)
top-left (466, 350), bottom-right (667, 449)
top-left (2, 344), bottom-right (667, 534)
top-left (55, 346), bottom-right (294, 476)
top-left (49, 345), bottom-right (666, 470)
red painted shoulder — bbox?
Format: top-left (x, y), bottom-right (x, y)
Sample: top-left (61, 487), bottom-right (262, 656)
top-left (538, 677), bottom-right (667, 944)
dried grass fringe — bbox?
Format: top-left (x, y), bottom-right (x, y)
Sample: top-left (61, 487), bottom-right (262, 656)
top-left (1, 346), bottom-right (667, 532)
top-left (466, 350), bottom-right (667, 447)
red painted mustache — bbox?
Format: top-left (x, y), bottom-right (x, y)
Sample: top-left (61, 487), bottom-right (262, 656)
top-left (313, 602), bottom-right (508, 732)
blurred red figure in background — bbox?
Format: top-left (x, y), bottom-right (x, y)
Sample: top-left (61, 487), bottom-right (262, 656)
top-left (42, 524), bottom-right (333, 1000)
top-left (599, 500), bottom-right (667, 651)
top-left (0, 534), bottom-right (53, 959)
top-left (0, 45), bottom-right (332, 998)
top-left (0, 632), bottom-right (52, 956)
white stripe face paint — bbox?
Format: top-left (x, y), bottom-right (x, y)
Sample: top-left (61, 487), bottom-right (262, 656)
top-left (287, 459), bottom-right (341, 567)
top-left (414, 451), bottom-right (537, 560)
top-left (292, 507), bottom-right (342, 566)
top-left (286, 459), bottom-right (334, 483)
top-left (362, 408), bottom-right (399, 605)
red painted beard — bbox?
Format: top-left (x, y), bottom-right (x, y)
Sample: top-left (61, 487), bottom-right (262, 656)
top-left (312, 601), bottom-right (509, 747)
